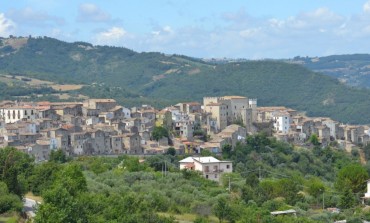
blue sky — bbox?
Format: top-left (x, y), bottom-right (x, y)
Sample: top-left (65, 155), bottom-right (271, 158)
top-left (1, 0), bottom-right (370, 58)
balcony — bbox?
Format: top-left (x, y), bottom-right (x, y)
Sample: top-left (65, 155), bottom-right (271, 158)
top-left (204, 169), bottom-right (224, 173)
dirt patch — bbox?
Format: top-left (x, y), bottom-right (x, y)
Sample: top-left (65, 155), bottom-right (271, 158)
top-left (152, 74), bottom-right (166, 81)
top-left (160, 61), bottom-right (177, 65)
top-left (188, 68), bottom-right (200, 75)
top-left (152, 69), bottom-right (179, 81)
top-left (51, 84), bottom-right (84, 91)
top-left (3, 37), bottom-right (28, 50)
top-left (164, 69), bottom-right (178, 74)
top-left (70, 53), bottom-right (82, 61)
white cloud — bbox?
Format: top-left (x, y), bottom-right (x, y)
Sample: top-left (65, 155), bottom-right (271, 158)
top-left (0, 13), bottom-right (15, 37)
top-left (131, 6), bottom-right (370, 58)
top-left (77, 3), bottom-right (111, 23)
top-left (284, 8), bottom-right (344, 30)
top-left (7, 7), bottom-right (64, 27)
top-left (239, 28), bottom-right (261, 38)
top-left (364, 1), bottom-right (370, 13)
top-left (163, 26), bottom-right (173, 34)
top-left (95, 27), bottom-right (127, 45)
top-left (269, 18), bottom-right (285, 28)
top-left (222, 7), bottom-right (250, 23)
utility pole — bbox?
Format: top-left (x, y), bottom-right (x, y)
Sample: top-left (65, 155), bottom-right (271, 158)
top-left (164, 160), bottom-right (167, 177)
top-left (258, 167), bottom-right (261, 181)
top-left (322, 192), bottom-right (325, 210)
top-left (162, 162), bottom-right (164, 178)
top-left (228, 176), bottom-right (231, 193)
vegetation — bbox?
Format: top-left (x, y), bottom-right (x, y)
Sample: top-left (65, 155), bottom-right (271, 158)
top-left (151, 126), bottom-right (169, 141)
top-left (1, 37), bottom-right (370, 123)
top-left (292, 54), bottom-right (370, 88)
top-left (1, 133), bottom-right (370, 222)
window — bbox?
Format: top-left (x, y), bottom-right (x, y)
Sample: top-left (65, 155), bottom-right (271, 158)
top-left (226, 165), bottom-right (230, 169)
top-left (206, 175), bottom-right (208, 179)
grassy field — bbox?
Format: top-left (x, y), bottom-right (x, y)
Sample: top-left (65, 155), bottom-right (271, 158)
top-left (0, 213), bottom-right (21, 223)
top-left (2, 74), bottom-right (53, 86)
top-left (158, 212), bottom-right (219, 223)
top-left (0, 74), bottom-right (84, 92)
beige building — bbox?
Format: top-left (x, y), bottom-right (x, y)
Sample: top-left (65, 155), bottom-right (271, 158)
top-left (176, 102), bottom-right (202, 114)
top-left (215, 124), bottom-right (247, 148)
top-left (83, 99), bottom-right (117, 112)
top-left (122, 133), bottom-right (142, 154)
top-left (204, 103), bottom-right (228, 133)
top-left (203, 96), bottom-right (256, 133)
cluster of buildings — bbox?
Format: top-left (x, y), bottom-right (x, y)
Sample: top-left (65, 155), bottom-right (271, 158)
top-left (256, 106), bottom-right (370, 150)
top-left (0, 95), bottom-right (368, 163)
top-left (0, 99), bottom-right (156, 161)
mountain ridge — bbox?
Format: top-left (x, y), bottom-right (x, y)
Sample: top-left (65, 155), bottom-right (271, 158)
top-left (1, 36), bottom-right (370, 124)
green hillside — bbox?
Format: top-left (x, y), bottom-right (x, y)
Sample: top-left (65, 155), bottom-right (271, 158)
top-left (1, 37), bottom-right (370, 124)
top-left (290, 54), bottom-right (370, 88)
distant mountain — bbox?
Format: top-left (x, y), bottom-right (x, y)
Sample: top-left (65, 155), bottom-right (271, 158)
top-left (1, 37), bottom-right (370, 124)
top-left (289, 54), bottom-right (370, 88)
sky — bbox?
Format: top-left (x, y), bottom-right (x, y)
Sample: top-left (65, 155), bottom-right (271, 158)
top-left (1, 0), bottom-right (370, 59)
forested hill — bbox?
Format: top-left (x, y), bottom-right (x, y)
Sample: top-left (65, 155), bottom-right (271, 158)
top-left (290, 54), bottom-right (370, 88)
top-left (1, 37), bottom-right (370, 124)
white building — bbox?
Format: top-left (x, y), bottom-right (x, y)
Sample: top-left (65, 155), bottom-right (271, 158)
top-left (179, 156), bottom-right (232, 182)
top-left (364, 179), bottom-right (370, 198)
top-left (0, 106), bottom-right (38, 123)
top-left (122, 107), bottom-right (131, 119)
top-left (273, 112), bottom-right (290, 134)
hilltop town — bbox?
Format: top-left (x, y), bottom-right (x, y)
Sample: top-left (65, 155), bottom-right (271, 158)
top-left (0, 96), bottom-right (367, 162)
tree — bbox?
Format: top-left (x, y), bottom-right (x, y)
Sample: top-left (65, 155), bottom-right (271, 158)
top-left (335, 163), bottom-right (368, 193)
top-left (0, 147), bottom-right (34, 197)
top-left (165, 147), bottom-right (176, 156)
top-left (213, 197), bottom-right (232, 223)
top-left (201, 149), bottom-right (212, 156)
top-left (152, 126), bottom-right (169, 141)
top-left (309, 134), bottom-right (320, 146)
top-left (0, 181), bottom-right (22, 214)
top-left (339, 188), bottom-right (356, 209)
top-left (306, 177), bottom-right (325, 198)
top-left (222, 144), bottom-right (232, 159)
top-left (35, 185), bottom-right (87, 223)
top-left (29, 162), bottom-right (61, 195)
top-left (49, 149), bottom-right (68, 163)
top-left (54, 164), bottom-right (87, 196)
